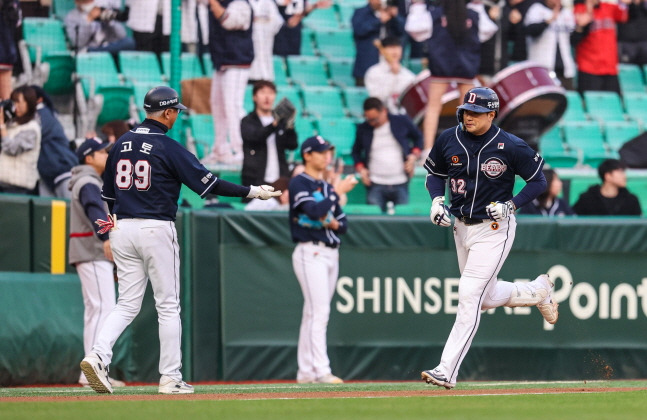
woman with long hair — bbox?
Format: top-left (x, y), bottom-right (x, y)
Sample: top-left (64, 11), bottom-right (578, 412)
top-left (520, 168), bottom-right (575, 216)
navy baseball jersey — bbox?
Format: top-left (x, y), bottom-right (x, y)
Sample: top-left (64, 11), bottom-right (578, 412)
top-left (289, 173), bottom-right (348, 245)
top-left (425, 125), bottom-right (545, 219)
top-left (102, 120), bottom-right (220, 221)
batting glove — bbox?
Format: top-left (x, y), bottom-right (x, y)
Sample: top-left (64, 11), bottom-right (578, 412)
top-left (247, 185), bottom-right (282, 200)
top-left (485, 200), bottom-right (515, 222)
top-left (430, 196), bottom-right (451, 227)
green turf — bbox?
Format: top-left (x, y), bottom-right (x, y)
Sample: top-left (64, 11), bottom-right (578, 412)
top-left (2, 381), bottom-right (647, 420)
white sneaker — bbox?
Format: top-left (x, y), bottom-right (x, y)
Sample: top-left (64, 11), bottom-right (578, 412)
top-left (297, 377), bottom-right (315, 384)
top-left (314, 373), bottom-right (344, 384)
top-left (421, 368), bottom-right (454, 389)
top-left (79, 353), bottom-right (113, 394)
top-left (79, 374), bottom-right (126, 388)
top-left (159, 375), bottom-right (194, 394)
top-left (536, 274), bottom-right (559, 324)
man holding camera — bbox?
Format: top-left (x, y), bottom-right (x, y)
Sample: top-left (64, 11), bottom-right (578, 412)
top-left (64, 0), bottom-right (135, 54)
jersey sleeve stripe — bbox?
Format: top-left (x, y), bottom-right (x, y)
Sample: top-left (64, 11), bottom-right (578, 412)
top-left (523, 156), bottom-right (544, 182)
top-left (101, 194), bottom-right (116, 201)
top-left (199, 177), bottom-right (219, 198)
top-left (293, 196), bottom-right (315, 207)
top-left (424, 164), bottom-right (448, 178)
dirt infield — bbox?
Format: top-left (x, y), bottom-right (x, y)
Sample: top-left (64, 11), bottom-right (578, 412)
top-left (4, 387), bottom-right (647, 402)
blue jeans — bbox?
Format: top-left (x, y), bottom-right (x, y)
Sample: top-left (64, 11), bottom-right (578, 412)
top-left (366, 182), bottom-right (409, 212)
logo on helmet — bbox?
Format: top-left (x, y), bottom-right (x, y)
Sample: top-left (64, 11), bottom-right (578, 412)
top-left (480, 158), bottom-right (507, 179)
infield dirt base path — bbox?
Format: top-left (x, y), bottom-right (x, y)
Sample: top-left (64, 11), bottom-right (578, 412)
top-left (5, 387), bottom-right (647, 402)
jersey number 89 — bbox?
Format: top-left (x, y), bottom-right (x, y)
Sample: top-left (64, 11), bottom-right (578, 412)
top-left (115, 159), bottom-right (151, 191)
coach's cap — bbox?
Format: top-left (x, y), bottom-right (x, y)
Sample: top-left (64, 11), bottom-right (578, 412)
top-left (76, 137), bottom-right (111, 163)
top-left (143, 86), bottom-right (188, 112)
top-left (301, 136), bottom-right (334, 156)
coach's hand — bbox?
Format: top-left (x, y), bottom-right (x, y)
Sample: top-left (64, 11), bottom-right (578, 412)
top-left (430, 196), bottom-right (451, 227)
top-left (248, 185), bottom-right (282, 200)
top-left (486, 200), bottom-right (515, 222)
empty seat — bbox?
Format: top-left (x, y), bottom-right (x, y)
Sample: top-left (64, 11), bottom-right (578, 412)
top-left (186, 113), bottom-right (214, 160)
top-left (287, 55), bottom-right (329, 86)
top-left (42, 51), bottom-right (75, 95)
top-left (202, 52), bottom-right (213, 75)
top-left (132, 81), bottom-right (159, 120)
top-left (314, 29), bottom-right (355, 58)
top-left (583, 91), bottom-right (627, 123)
top-left (623, 92), bottom-right (647, 124)
top-left (605, 120), bottom-right (641, 152)
top-left (22, 18), bottom-right (68, 61)
top-left (560, 90), bottom-right (587, 123)
top-left (341, 203), bottom-right (383, 215)
top-left (539, 125), bottom-right (578, 168)
top-left (562, 121), bottom-right (610, 167)
top-left (273, 56), bottom-right (289, 86)
top-left (119, 51), bottom-right (165, 84)
top-left (276, 85), bottom-right (304, 117)
top-left (161, 52), bottom-right (204, 80)
top-left (295, 117), bottom-right (317, 144)
top-left (618, 63), bottom-right (645, 94)
top-left (303, 6), bottom-right (340, 30)
top-left (342, 86), bottom-right (369, 119)
top-left (51, 0), bottom-right (76, 18)
top-left (337, 5), bottom-right (358, 28)
top-left (315, 117), bottom-right (357, 161)
top-left (302, 86), bottom-right (346, 118)
top-left (327, 57), bottom-right (355, 87)
top-left (405, 58), bottom-right (426, 75)
top-left (300, 29), bottom-right (317, 56)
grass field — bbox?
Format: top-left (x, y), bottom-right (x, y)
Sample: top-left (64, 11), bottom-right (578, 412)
top-left (2, 380), bottom-right (647, 420)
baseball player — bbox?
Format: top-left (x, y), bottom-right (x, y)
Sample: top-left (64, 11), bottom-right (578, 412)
top-left (68, 137), bottom-right (125, 389)
top-left (80, 86), bottom-right (281, 394)
top-left (289, 136), bottom-right (357, 384)
top-left (421, 87), bottom-right (559, 389)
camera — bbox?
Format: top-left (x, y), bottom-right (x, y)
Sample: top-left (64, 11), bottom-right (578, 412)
top-left (0, 99), bottom-right (16, 122)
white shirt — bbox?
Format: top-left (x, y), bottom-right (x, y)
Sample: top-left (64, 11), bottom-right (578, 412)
top-left (260, 115), bottom-right (280, 183)
top-left (364, 59), bottom-right (416, 115)
top-left (249, 0), bottom-right (284, 81)
top-left (405, 2), bottom-right (497, 43)
top-left (368, 122), bottom-right (407, 185)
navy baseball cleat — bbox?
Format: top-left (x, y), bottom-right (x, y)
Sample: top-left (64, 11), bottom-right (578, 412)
top-left (421, 368), bottom-right (455, 389)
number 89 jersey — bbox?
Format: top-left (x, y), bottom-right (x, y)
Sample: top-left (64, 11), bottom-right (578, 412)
top-left (425, 125), bottom-right (544, 219)
top-left (101, 120), bottom-right (218, 221)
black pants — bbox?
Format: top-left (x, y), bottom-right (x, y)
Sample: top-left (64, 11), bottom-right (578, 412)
top-left (576, 71), bottom-right (621, 96)
top-left (133, 14), bottom-right (169, 57)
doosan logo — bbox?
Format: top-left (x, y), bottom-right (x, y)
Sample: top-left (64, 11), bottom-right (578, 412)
top-left (159, 98), bottom-right (178, 106)
top-left (480, 158), bottom-right (507, 178)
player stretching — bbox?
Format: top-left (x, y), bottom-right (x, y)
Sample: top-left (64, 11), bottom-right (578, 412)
top-left (422, 87), bottom-right (559, 390)
top-left (80, 86), bottom-right (280, 394)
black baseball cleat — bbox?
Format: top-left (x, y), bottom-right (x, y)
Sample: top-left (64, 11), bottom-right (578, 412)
top-left (421, 368), bottom-right (455, 390)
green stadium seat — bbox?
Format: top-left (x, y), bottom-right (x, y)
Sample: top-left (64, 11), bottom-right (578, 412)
top-left (315, 117), bottom-right (357, 160)
top-left (623, 92), bottom-right (647, 124)
top-left (132, 81), bottom-right (159, 121)
top-left (327, 57), bottom-right (355, 88)
top-left (186, 113), bottom-right (214, 160)
top-left (337, 5), bottom-right (358, 28)
top-left (76, 52), bottom-right (121, 91)
top-left (604, 120), bottom-right (641, 152)
top-left (51, 0), bottom-right (76, 18)
top-left (300, 29), bottom-right (317, 56)
top-left (314, 29), bottom-right (355, 58)
top-left (341, 203), bottom-right (383, 215)
top-left (273, 56), bottom-right (289, 86)
top-left (42, 51), bottom-right (75, 95)
top-left (562, 121), bottom-right (611, 167)
top-left (119, 51), bottom-right (165, 84)
top-left (560, 90), bottom-right (588, 123)
top-left (302, 86), bottom-right (346, 118)
top-left (287, 55), bottom-right (329, 86)
top-left (22, 18), bottom-right (68, 61)
top-left (276, 85), bottom-right (304, 117)
top-left (343, 86), bottom-right (369, 119)
top-left (295, 117), bottom-right (317, 145)
top-left (393, 203), bottom-right (430, 216)
top-left (161, 52), bottom-right (204, 80)
top-left (244, 84), bottom-right (254, 113)
top-left (539, 125), bottom-right (578, 168)
top-left (405, 58), bottom-right (426, 75)
top-left (202, 52), bottom-right (213, 75)
top-left (618, 63), bottom-right (645, 94)
top-left (583, 91), bottom-right (627, 123)
top-left (303, 6), bottom-right (340, 30)
top-left (408, 175), bottom-right (431, 205)
top-left (95, 85), bottom-right (135, 126)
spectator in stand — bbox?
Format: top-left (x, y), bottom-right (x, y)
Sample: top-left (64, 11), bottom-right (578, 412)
top-left (125, 0), bottom-right (170, 57)
top-left (249, 0), bottom-right (284, 83)
top-left (474, 0), bottom-right (502, 81)
top-left (524, 0), bottom-right (576, 90)
top-left (406, 0), bottom-right (497, 151)
top-left (180, 0), bottom-right (210, 55)
top-left (520, 168), bottom-right (575, 216)
top-left (32, 86), bottom-right (78, 199)
top-left (364, 35), bottom-right (416, 115)
top-left (0, 85), bottom-right (40, 194)
top-left (571, 0), bottom-right (630, 95)
top-left (273, 0), bottom-right (333, 57)
top-left (503, 0), bottom-right (535, 64)
top-left (0, 0), bottom-right (20, 100)
top-left (573, 159), bottom-right (641, 216)
top-left (241, 81), bottom-right (298, 195)
top-left (352, 97), bottom-right (422, 212)
top-left (352, 0), bottom-right (405, 87)
top-left (617, 0), bottom-right (647, 66)
top-left (65, 0), bottom-right (135, 54)
top-left (202, 0), bottom-right (254, 165)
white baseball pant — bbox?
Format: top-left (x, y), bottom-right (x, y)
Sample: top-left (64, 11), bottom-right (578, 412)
top-left (210, 67), bottom-right (249, 159)
top-left (292, 242), bottom-right (339, 382)
top-left (91, 219), bottom-right (184, 381)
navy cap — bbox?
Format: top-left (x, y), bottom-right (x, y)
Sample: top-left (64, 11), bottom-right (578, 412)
top-left (143, 86), bottom-right (188, 112)
top-left (76, 137), bottom-right (111, 163)
top-left (301, 135), bottom-right (334, 156)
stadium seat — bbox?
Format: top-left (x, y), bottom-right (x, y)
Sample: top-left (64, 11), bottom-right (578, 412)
top-left (287, 55), bottom-right (329, 86)
top-left (119, 51), bottom-right (165, 84)
top-left (341, 203), bottom-right (383, 215)
top-left (161, 52), bottom-right (204, 80)
top-left (22, 18), bottom-right (68, 62)
top-left (244, 84), bottom-right (254, 113)
top-left (618, 63), bottom-right (645, 94)
top-left (539, 125), bottom-right (578, 168)
top-left (295, 117), bottom-right (317, 145)
top-left (314, 29), bottom-right (355, 59)
top-left (393, 203), bottom-right (430, 216)
top-left (51, 0), bottom-right (76, 18)
top-left (76, 52), bottom-right (122, 92)
top-left (583, 91), bottom-right (627, 123)
top-left (407, 175), bottom-right (431, 205)
top-left (327, 57), bottom-right (355, 87)
top-left (202, 53), bottom-right (213, 75)
top-left (342, 86), bottom-right (369, 119)
top-left (302, 86), bottom-right (346, 118)
top-left (185, 113), bottom-right (214, 160)
top-left (405, 58), bottom-right (426, 75)
top-left (623, 92), bottom-right (647, 124)
top-left (562, 121), bottom-right (611, 167)
top-left (132, 81), bottom-right (159, 120)
top-left (300, 29), bottom-right (317, 56)
top-left (42, 51), bottom-right (75, 95)
top-left (276, 85), bottom-right (304, 117)
top-left (273, 56), bottom-right (289, 86)
top-left (560, 90), bottom-right (588, 123)
top-left (604, 120), bottom-right (641, 152)
top-left (303, 6), bottom-right (340, 30)
top-left (337, 5), bottom-right (358, 28)
top-left (315, 117), bottom-right (357, 162)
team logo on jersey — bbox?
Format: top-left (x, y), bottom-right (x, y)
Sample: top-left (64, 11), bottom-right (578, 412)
top-left (480, 158), bottom-right (507, 179)
top-left (498, 143), bottom-right (504, 149)
top-left (491, 222), bottom-right (499, 230)
top-left (135, 127), bottom-right (150, 133)
top-left (451, 155), bottom-right (459, 163)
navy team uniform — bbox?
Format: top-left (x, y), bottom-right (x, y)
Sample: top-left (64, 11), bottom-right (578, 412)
top-left (289, 136), bottom-right (347, 384)
top-left (81, 86), bottom-right (280, 395)
top-left (420, 87), bottom-right (559, 390)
